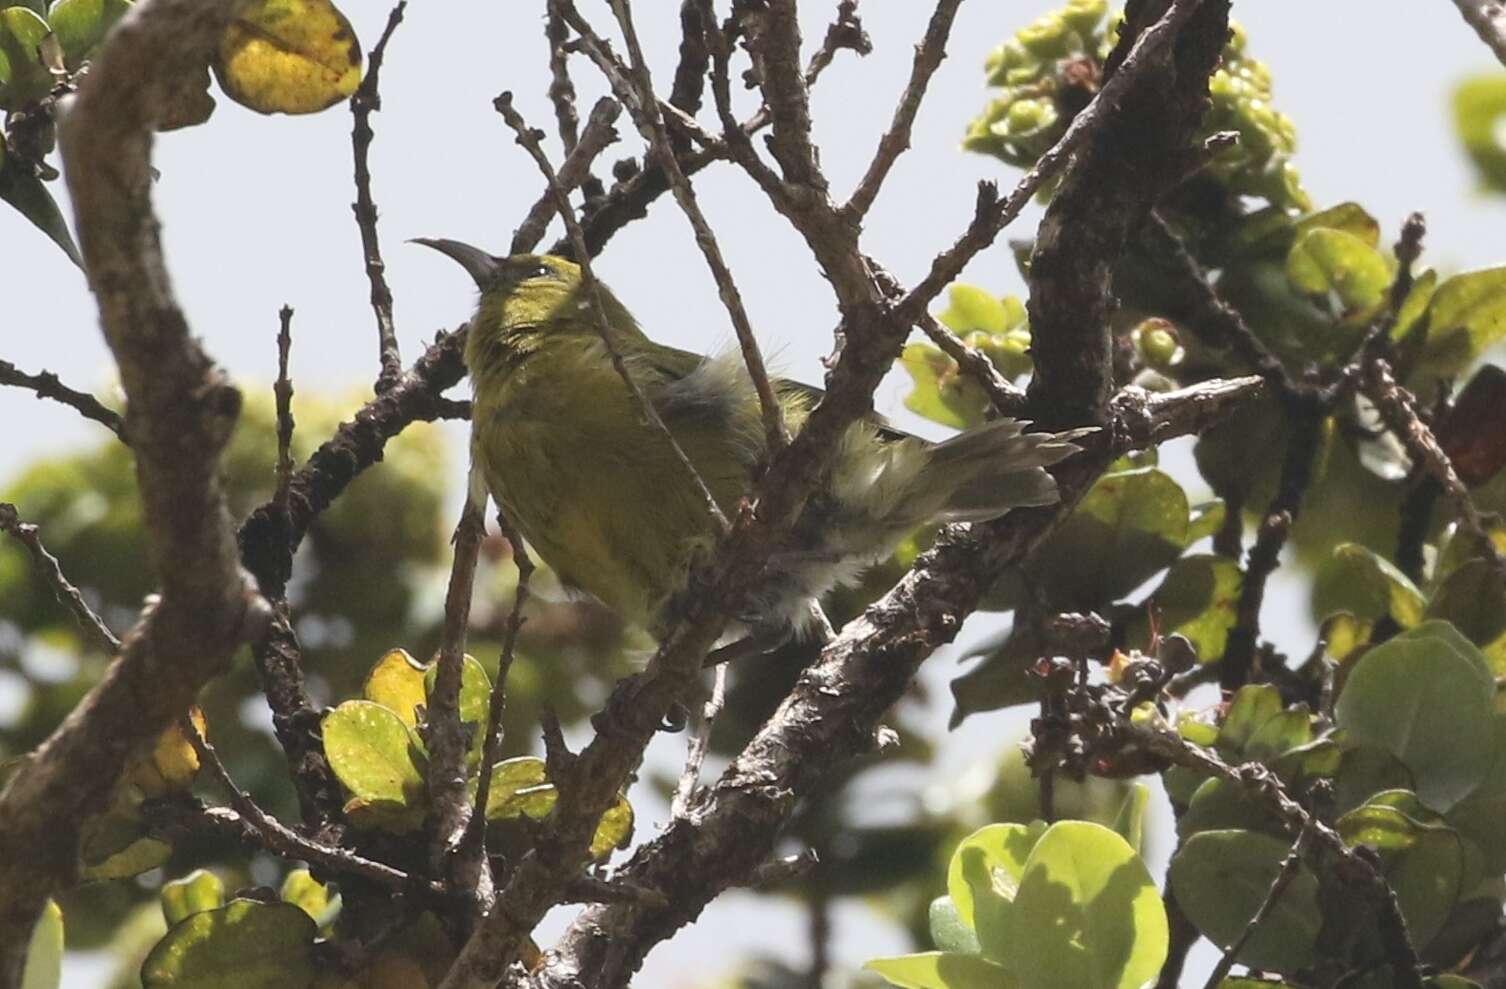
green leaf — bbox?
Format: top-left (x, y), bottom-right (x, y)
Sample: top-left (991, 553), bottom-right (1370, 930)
top-left (1333, 745), bottom-right (1417, 817)
top-left (938, 284), bottom-right (1019, 335)
top-left (1389, 827), bottom-right (1465, 950)
top-left (21, 900), bottom-right (62, 989)
top-left (1128, 554), bottom-right (1241, 662)
top-left (1334, 621), bottom-right (1494, 810)
top-left (1228, 201), bottom-right (1380, 260)
top-left (1185, 500), bottom-right (1227, 545)
top-left (482, 756), bottom-right (553, 819)
top-left (1448, 715), bottom-right (1506, 873)
top-left (900, 342), bottom-right (989, 430)
top-left (362, 648), bottom-right (427, 727)
top-left (1011, 821), bottom-right (1167, 989)
top-left (1111, 783), bottom-right (1148, 853)
top-left (280, 869), bottom-right (340, 928)
top-left (0, 152), bottom-right (83, 267)
top-left (1179, 777), bottom-right (1286, 841)
top-left (214, 0), bottom-right (362, 115)
top-left (46, 0), bottom-right (131, 66)
top-left (482, 756), bottom-right (632, 858)
top-left (1246, 709), bottom-right (1314, 763)
top-left (1427, 560), bottom-right (1506, 673)
top-left (424, 653), bottom-right (492, 765)
top-left (927, 897), bottom-right (981, 956)
top-left (866, 952), bottom-right (1014, 989)
top-left (1393, 269), bottom-right (1438, 346)
top-left (945, 822), bottom-right (1044, 963)
top-left (1003, 467), bottom-right (1188, 610)
top-left (1169, 829), bottom-right (1321, 971)
top-left (0, 6), bottom-right (51, 109)
top-left (1285, 227), bottom-right (1391, 317)
top-left (949, 623), bottom-right (1046, 725)
top-left (160, 870), bottom-right (225, 926)
top-left (322, 699), bottom-right (425, 812)
top-left (1454, 74), bottom-right (1506, 194)
top-left (1220, 683), bottom-right (1283, 751)
top-left (140, 900), bottom-right (316, 989)
top-left (1313, 543), bottom-right (1426, 628)
top-left (1412, 266), bottom-right (1506, 384)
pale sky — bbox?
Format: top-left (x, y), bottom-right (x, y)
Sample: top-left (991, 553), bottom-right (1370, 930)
top-left (8, 2), bottom-right (1503, 985)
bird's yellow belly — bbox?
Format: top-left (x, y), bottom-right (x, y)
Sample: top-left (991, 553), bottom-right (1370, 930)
top-left (476, 401), bottom-right (721, 629)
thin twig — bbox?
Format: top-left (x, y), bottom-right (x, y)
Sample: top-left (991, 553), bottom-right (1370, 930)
top-left (1365, 358), bottom-right (1506, 576)
top-left (180, 718), bottom-right (435, 896)
top-left (842, 0), bottom-right (962, 221)
top-left (545, 0), bottom-right (583, 155)
top-left (494, 90), bottom-right (730, 531)
top-left (1201, 820), bottom-right (1315, 989)
top-left (918, 311), bottom-right (1027, 417)
top-left (511, 97), bottom-right (623, 256)
top-left (672, 662), bottom-right (727, 818)
top-left (0, 359), bottom-right (125, 441)
top-left (1450, 0), bottom-right (1506, 67)
top-left (460, 508), bottom-right (535, 881)
top-left (427, 489), bottom-right (489, 895)
top-left (350, 1), bottom-right (407, 393)
top-left (805, 0), bottom-right (871, 84)
top-left (273, 305), bottom-right (296, 513)
top-left (1221, 402), bottom-right (1324, 691)
top-left (601, 0), bottom-right (788, 452)
top-left (0, 503), bottom-right (119, 654)
top-left (1142, 215), bottom-right (1305, 401)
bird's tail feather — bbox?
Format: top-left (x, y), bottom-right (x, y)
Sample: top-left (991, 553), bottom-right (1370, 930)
top-left (921, 420), bottom-right (1093, 524)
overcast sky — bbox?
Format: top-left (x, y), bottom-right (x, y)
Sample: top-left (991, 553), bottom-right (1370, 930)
top-left (11, 2), bottom-right (1504, 985)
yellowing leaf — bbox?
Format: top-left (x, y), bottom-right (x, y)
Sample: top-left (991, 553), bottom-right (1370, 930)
top-left (215, 0), bottom-right (362, 115)
top-left (363, 648), bottom-right (427, 727)
top-left (129, 708), bottom-right (207, 796)
top-left (21, 900), bottom-right (62, 989)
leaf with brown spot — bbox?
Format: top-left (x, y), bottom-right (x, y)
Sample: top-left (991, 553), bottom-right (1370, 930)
top-left (214, 0), bottom-right (361, 116)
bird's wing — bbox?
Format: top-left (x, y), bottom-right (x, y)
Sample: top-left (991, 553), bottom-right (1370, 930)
top-left (638, 341), bottom-right (912, 443)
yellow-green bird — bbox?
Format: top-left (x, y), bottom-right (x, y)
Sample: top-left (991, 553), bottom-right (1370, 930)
top-left (417, 240), bottom-right (1083, 653)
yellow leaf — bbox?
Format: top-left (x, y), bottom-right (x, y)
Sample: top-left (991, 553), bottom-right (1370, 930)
top-left (363, 649), bottom-right (427, 728)
top-left (216, 0), bottom-right (362, 115)
top-left (128, 707), bottom-right (206, 796)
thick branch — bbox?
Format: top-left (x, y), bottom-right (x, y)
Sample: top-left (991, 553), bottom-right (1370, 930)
top-left (0, 0), bottom-right (258, 980)
top-left (1451, 0), bottom-right (1506, 67)
top-left (1026, 0), bottom-right (1225, 424)
top-left (532, 380), bottom-right (1258, 989)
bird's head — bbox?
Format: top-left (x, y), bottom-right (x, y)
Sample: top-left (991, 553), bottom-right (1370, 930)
top-left (414, 238), bottom-right (641, 380)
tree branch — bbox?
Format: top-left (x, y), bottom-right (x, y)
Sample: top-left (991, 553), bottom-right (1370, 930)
top-left (511, 97), bottom-right (623, 256)
top-left (0, 0), bottom-right (261, 980)
top-left (1451, 0), bottom-right (1506, 67)
top-left (841, 0), bottom-right (962, 222)
top-left (531, 377), bottom-right (1260, 988)
top-left (0, 358), bottom-right (125, 441)
top-left (0, 502), bottom-right (120, 654)
top-left (350, 1), bottom-right (408, 393)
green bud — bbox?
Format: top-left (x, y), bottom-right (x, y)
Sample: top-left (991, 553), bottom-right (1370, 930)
top-left (1018, 12), bottom-right (1072, 59)
top-left (1061, 0), bottom-right (1108, 36)
top-left (1133, 319), bottom-right (1185, 372)
top-left (161, 869), bottom-right (226, 926)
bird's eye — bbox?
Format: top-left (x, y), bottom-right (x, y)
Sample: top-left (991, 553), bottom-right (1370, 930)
top-left (528, 263), bottom-right (551, 279)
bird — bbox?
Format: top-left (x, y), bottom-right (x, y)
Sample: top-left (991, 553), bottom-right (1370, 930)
top-left (415, 239), bottom-right (1086, 660)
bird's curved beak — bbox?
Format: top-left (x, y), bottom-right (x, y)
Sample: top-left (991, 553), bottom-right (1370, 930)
top-left (410, 237), bottom-right (501, 289)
